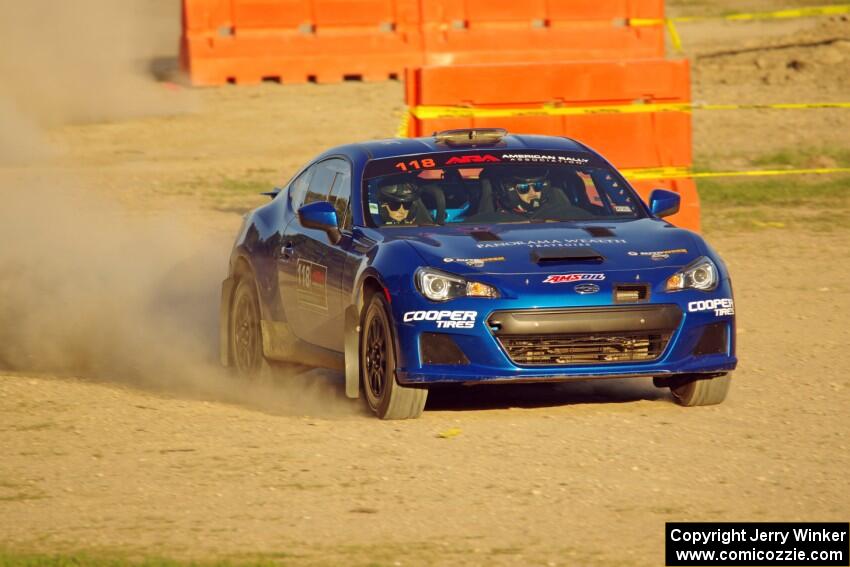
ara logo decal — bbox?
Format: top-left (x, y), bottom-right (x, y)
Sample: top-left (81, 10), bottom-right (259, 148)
top-left (543, 273), bottom-right (605, 284)
top-left (403, 310), bottom-right (477, 329)
top-left (445, 154), bottom-right (501, 165)
top-left (296, 259), bottom-right (328, 310)
top-left (688, 298), bottom-right (734, 317)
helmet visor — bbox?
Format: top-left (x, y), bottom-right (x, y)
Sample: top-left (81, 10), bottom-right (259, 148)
top-left (512, 180), bottom-right (547, 195)
top-left (383, 200), bottom-right (410, 212)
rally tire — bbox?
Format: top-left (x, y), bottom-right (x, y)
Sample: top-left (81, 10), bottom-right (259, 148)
top-left (360, 294), bottom-right (427, 420)
top-left (229, 273), bottom-right (272, 381)
top-left (671, 374), bottom-right (731, 407)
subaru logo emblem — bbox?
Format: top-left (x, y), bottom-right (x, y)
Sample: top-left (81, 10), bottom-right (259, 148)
top-left (574, 283), bottom-right (600, 294)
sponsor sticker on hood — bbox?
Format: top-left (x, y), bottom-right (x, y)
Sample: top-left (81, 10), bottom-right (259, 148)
top-left (543, 273), bottom-right (606, 284)
top-left (627, 248), bottom-right (688, 261)
top-left (477, 238), bottom-right (627, 249)
top-left (443, 256), bottom-right (505, 267)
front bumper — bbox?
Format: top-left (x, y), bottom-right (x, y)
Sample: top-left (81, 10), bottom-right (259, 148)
top-left (391, 284), bottom-right (737, 386)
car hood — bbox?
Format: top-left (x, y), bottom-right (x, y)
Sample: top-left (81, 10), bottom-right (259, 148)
top-left (384, 219), bottom-right (700, 275)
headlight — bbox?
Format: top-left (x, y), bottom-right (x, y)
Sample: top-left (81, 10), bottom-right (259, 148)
top-left (416, 268), bottom-right (499, 301)
top-left (666, 256), bottom-right (718, 292)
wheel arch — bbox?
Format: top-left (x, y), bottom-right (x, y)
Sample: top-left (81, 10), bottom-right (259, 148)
top-left (344, 271), bottom-right (392, 399)
top-left (220, 252), bottom-right (257, 367)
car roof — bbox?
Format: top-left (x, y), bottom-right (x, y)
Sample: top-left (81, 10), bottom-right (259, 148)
top-left (317, 133), bottom-right (594, 162)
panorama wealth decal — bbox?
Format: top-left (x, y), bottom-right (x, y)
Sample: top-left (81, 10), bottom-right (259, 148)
top-left (477, 238), bottom-right (627, 249)
top-left (403, 310), bottom-right (477, 329)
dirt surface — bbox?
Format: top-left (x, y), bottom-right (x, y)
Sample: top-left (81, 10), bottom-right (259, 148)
top-left (1, 2), bottom-right (849, 565)
top-left (2, 228), bottom-right (849, 566)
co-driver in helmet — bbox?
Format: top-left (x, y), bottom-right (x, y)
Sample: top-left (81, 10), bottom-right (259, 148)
top-left (378, 178), bottom-right (420, 225)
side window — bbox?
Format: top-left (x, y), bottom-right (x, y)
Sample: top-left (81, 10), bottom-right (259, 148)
top-left (328, 167), bottom-right (352, 230)
top-left (289, 166), bottom-right (314, 210)
top-left (304, 158), bottom-right (344, 206)
top-left (590, 169), bottom-right (637, 214)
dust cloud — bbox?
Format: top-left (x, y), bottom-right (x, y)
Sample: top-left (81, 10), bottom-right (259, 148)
top-left (0, 169), bottom-right (355, 416)
top-left (0, 0), bottom-right (357, 417)
top-left (0, 0), bottom-right (192, 128)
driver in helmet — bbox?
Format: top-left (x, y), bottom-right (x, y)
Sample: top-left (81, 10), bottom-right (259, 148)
top-left (378, 179), bottom-right (420, 225)
top-left (497, 168), bottom-right (551, 216)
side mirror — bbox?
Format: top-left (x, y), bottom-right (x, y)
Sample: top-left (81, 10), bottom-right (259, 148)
top-left (298, 201), bottom-right (342, 244)
top-left (648, 189), bottom-right (680, 218)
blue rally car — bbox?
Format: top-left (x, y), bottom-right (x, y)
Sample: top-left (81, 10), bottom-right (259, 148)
top-left (220, 129), bottom-right (736, 419)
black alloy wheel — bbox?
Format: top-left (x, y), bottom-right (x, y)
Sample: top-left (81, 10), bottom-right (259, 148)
top-left (360, 293), bottom-right (428, 420)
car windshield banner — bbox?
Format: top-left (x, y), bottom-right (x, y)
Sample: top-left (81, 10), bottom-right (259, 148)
top-left (364, 149), bottom-right (608, 179)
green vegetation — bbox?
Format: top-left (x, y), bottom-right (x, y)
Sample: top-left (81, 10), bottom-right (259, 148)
top-left (699, 174), bottom-right (850, 207)
top-left (171, 168), bottom-right (280, 213)
top-left (749, 147), bottom-right (850, 169)
top-left (698, 173), bottom-right (850, 234)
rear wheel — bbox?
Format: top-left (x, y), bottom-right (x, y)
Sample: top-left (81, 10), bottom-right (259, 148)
top-left (670, 374), bottom-right (731, 406)
top-left (360, 294), bottom-right (427, 420)
top-left (230, 273), bottom-right (268, 379)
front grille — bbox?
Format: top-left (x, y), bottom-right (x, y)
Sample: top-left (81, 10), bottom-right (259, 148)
top-left (498, 331), bottom-right (672, 366)
top-left (488, 306), bottom-right (682, 367)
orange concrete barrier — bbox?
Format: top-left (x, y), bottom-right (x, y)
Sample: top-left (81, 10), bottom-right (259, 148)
top-left (180, 0), bottom-right (667, 86)
top-left (420, 0), bottom-right (665, 64)
top-left (181, 0), bottom-right (424, 85)
top-left (404, 60), bottom-right (692, 170)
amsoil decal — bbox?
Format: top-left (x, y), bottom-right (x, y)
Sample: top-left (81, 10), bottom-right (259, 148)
top-left (445, 154), bottom-right (501, 165)
top-left (688, 298), bottom-right (734, 316)
top-left (296, 259), bottom-right (328, 310)
top-left (403, 310), bottom-right (477, 329)
top-left (628, 248), bottom-right (688, 261)
top-left (477, 238), bottom-right (627, 249)
top-left (500, 153), bottom-right (590, 165)
top-left (543, 273), bottom-right (606, 284)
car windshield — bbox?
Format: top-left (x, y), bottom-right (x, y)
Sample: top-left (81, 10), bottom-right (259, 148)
top-left (363, 150), bottom-right (645, 227)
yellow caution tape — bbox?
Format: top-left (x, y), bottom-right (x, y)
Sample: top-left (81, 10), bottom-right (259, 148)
top-left (665, 18), bottom-right (684, 52)
top-left (631, 4), bottom-right (850, 26)
top-left (395, 110), bottom-right (410, 139)
top-left (408, 101), bottom-right (850, 120)
top-left (621, 166), bottom-right (850, 181)
top-left (630, 4), bottom-right (850, 52)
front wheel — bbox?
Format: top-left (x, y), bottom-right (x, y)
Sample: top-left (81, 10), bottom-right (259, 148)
top-left (360, 294), bottom-right (427, 420)
top-left (670, 374), bottom-right (731, 406)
